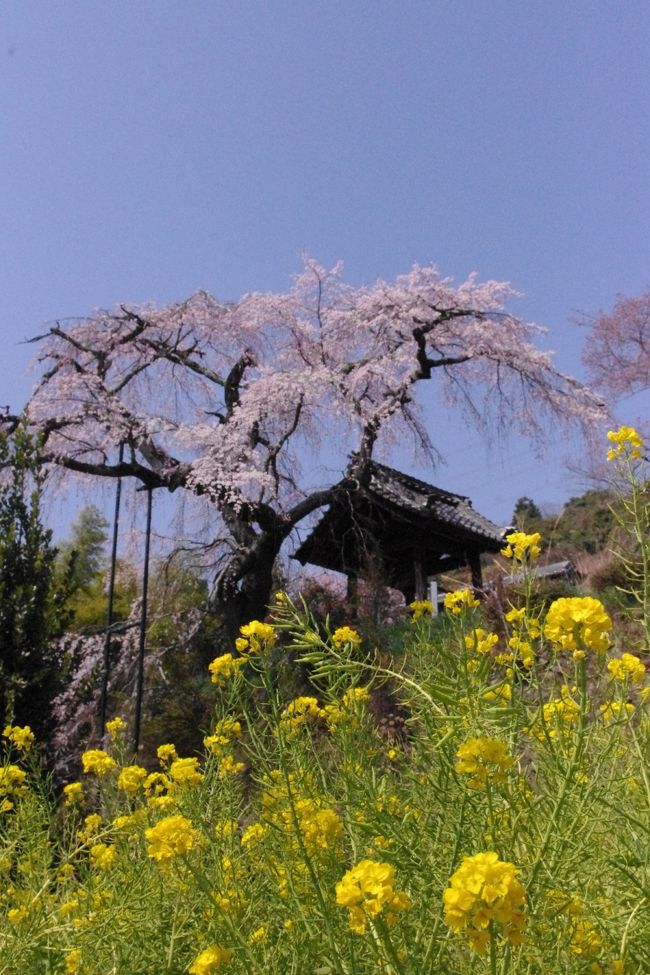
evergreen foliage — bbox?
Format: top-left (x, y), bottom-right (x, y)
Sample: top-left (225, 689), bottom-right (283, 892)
top-left (511, 490), bottom-right (618, 556)
top-left (0, 425), bottom-right (69, 739)
top-left (57, 505), bottom-right (109, 592)
top-left (512, 495), bottom-right (542, 525)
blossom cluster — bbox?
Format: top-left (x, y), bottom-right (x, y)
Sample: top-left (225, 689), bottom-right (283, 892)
top-left (2, 724), bottom-right (35, 752)
top-left (501, 530), bottom-right (542, 562)
top-left (455, 737), bottom-right (515, 791)
top-left (606, 425), bottom-right (644, 461)
top-left (544, 597), bottom-right (612, 657)
top-left (145, 814), bottom-right (200, 863)
top-left (464, 627), bottom-right (499, 657)
top-left (188, 945), bottom-right (233, 974)
top-left (408, 599), bottom-right (434, 621)
top-left (331, 626), bottom-right (362, 649)
top-left (80, 749), bottom-right (118, 776)
top-left (0, 765), bottom-right (28, 811)
top-left (335, 859), bottom-right (412, 934)
top-left (444, 589), bottom-right (480, 614)
top-left (443, 851), bottom-right (526, 953)
top-left (607, 653), bottom-right (646, 683)
top-left (505, 607), bottom-right (540, 669)
top-left (209, 619), bottom-right (277, 685)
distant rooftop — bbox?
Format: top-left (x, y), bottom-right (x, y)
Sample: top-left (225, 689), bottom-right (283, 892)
top-left (500, 559), bottom-right (578, 587)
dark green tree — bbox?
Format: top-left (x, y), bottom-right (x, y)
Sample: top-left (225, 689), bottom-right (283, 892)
top-left (57, 505), bottom-right (109, 592)
top-left (0, 424), bottom-right (69, 740)
top-left (512, 496), bottom-right (542, 526)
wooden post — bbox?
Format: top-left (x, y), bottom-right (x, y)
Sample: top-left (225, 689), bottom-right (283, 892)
top-left (468, 551), bottom-right (483, 595)
top-left (413, 555), bottom-right (426, 601)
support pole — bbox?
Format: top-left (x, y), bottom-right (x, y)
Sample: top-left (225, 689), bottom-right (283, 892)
top-left (468, 551), bottom-right (483, 595)
top-left (133, 487), bottom-right (153, 756)
top-left (413, 556), bottom-right (426, 601)
top-left (99, 443), bottom-right (124, 737)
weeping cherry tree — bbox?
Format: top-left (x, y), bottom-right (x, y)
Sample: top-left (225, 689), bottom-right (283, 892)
top-left (16, 260), bottom-right (604, 635)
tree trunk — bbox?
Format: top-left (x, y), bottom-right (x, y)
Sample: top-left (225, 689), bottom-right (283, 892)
top-left (212, 531), bottom-right (281, 643)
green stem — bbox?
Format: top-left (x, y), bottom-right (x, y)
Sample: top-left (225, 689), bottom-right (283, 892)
top-left (489, 924), bottom-right (498, 975)
top-left (528, 660), bottom-right (587, 889)
top-left (183, 858), bottom-right (265, 975)
top-left (373, 915), bottom-right (407, 975)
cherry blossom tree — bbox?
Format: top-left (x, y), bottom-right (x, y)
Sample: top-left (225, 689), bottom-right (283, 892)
top-left (582, 289), bottom-right (650, 400)
top-left (16, 260), bottom-right (604, 635)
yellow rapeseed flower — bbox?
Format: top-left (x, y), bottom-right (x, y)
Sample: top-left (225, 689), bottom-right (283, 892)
top-left (214, 819), bottom-right (238, 840)
top-left (607, 425), bottom-right (644, 461)
top-left (64, 949), bottom-right (82, 974)
top-left (529, 685), bottom-right (580, 740)
top-left (239, 619), bottom-right (277, 653)
top-left (117, 764), bottom-right (148, 796)
top-left (443, 851), bottom-right (526, 953)
top-left (506, 607), bottom-right (541, 644)
top-left (77, 813), bottom-right (103, 843)
top-left (292, 799), bottom-right (343, 856)
top-left (218, 754), bottom-right (245, 779)
top-left (342, 686), bottom-right (370, 708)
top-left (241, 822), bottom-right (267, 848)
top-left (607, 653), bottom-right (646, 683)
top-left (188, 945), bottom-right (233, 974)
top-left (465, 628), bottom-right (499, 656)
top-left (600, 701), bottom-right (635, 724)
top-left (482, 681), bottom-right (512, 705)
top-left (444, 589), bottom-right (480, 614)
top-left (0, 765), bottom-right (28, 800)
top-left (169, 756), bottom-right (204, 788)
top-left (105, 716), bottom-right (126, 738)
top-left (507, 635), bottom-right (535, 668)
top-left (145, 770), bottom-right (171, 795)
top-left (204, 718), bottom-right (243, 755)
top-left (409, 599), bottom-right (434, 621)
top-left (501, 531), bottom-right (542, 561)
top-left (208, 653), bottom-right (244, 686)
top-left (89, 843), bottom-right (118, 871)
top-left (113, 812), bottom-right (142, 839)
top-left (279, 696), bottom-right (325, 737)
top-left (544, 597), bottom-right (612, 656)
top-left (7, 906), bottom-right (29, 925)
top-left (81, 749), bottom-right (117, 776)
top-left (63, 782), bottom-right (84, 805)
top-left (569, 918), bottom-right (603, 957)
top-left (324, 686), bottom-right (370, 731)
top-left (455, 737), bottom-right (514, 791)
top-left (332, 626), bottom-right (362, 648)
top-left (336, 859), bottom-right (411, 934)
top-left (145, 814), bottom-right (199, 862)
top-left (2, 724), bottom-right (35, 752)
top-left (156, 743), bottom-right (178, 766)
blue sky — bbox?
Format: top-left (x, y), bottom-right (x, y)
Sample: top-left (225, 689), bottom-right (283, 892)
top-left (2, 1), bottom-right (649, 537)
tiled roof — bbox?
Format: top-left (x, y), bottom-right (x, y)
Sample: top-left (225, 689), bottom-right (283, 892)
top-left (364, 461), bottom-right (507, 547)
top-left (501, 559), bottom-right (577, 586)
top-left (293, 460), bottom-right (509, 575)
